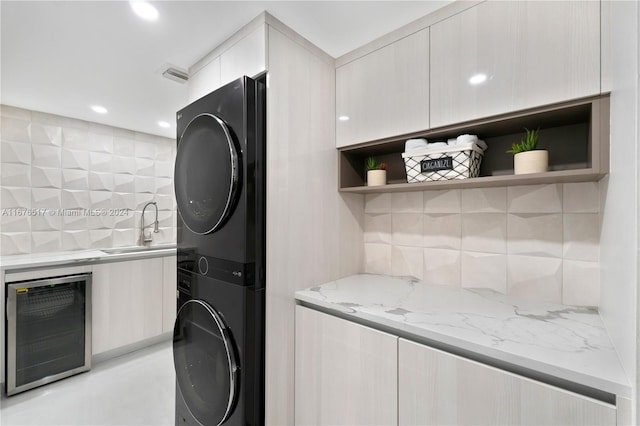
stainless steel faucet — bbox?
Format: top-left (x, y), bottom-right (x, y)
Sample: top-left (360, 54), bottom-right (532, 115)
top-left (140, 201), bottom-right (159, 246)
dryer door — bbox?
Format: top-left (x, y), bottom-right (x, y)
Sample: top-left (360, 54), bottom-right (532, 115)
top-left (174, 113), bottom-right (240, 235)
top-left (173, 299), bottom-right (238, 426)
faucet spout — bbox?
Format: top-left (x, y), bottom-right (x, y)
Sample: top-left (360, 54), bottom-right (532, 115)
top-left (140, 201), bottom-right (159, 245)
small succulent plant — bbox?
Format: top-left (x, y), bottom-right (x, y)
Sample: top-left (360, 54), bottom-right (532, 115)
top-left (507, 128), bottom-right (540, 155)
top-left (366, 156), bottom-right (387, 171)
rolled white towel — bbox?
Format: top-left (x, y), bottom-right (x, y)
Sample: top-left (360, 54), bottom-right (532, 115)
top-left (428, 142), bottom-right (448, 149)
top-left (457, 134), bottom-right (478, 144)
top-left (447, 138), bottom-right (458, 145)
top-left (405, 138), bottom-right (429, 152)
top-left (475, 139), bottom-right (488, 151)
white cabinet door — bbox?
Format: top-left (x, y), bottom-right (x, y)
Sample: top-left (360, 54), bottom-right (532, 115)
top-left (220, 25), bottom-right (266, 86)
top-left (336, 28), bottom-right (429, 148)
top-left (161, 255), bottom-right (177, 333)
top-left (295, 306), bottom-right (398, 425)
top-left (92, 258), bottom-right (164, 354)
top-left (188, 57), bottom-right (221, 103)
top-left (398, 339), bottom-right (616, 426)
top-left (430, 0), bottom-right (600, 127)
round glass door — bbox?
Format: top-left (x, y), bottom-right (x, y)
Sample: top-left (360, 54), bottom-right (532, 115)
top-left (174, 113), bottom-right (240, 235)
top-left (173, 300), bottom-right (238, 426)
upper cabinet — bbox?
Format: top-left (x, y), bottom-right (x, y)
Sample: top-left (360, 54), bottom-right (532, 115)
top-left (336, 28), bottom-right (429, 148)
top-left (430, 0), bottom-right (601, 128)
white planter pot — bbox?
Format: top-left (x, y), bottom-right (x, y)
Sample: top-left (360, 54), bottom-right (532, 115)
top-left (367, 170), bottom-right (387, 186)
top-left (514, 150), bottom-right (548, 175)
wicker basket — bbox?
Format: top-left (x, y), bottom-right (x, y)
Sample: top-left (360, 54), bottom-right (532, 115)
top-left (402, 142), bottom-right (485, 183)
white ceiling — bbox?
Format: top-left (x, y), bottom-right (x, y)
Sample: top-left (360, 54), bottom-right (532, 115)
top-left (1, 1), bottom-right (450, 139)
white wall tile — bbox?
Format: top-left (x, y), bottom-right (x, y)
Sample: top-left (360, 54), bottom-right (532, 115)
top-left (112, 228), bottom-right (136, 247)
top-left (135, 176), bottom-right (156, 194)
top-left (114, 174), bottom-right (135, 193)
top-left (62, 215), bottom-right (88, 231)
top-left (423, 248), bottom-right (460, 287)
top-left (155, 161), bottom-right (174, 178)
top-left (112, 192), bottom-right (137, 211)
top-left (1, 187), bottom-right (31, 209)
top-left (136, 193), bottom-right (155, 210)
top-left (365, 193), bottom-right (391, 213)
top-left (2, 141), bottom-right (32, 164)
top-left (423, 189), bottom-right (461, 213)
top-left (31, 231), bottom-right (61, 253)
top-left (61, 230), bottom-right (90, 251)
top-left (112, 156), bottom-right (136, 175)
top-left (364, 213), bottom-right (391, 244)
top-left (61, 190), bottom-right (90, 210)
top-left (507, 213), bottom-right (562, 258)
top-left (392, 213), bottom-right (423, 247)
top-left (507, 184), bottom-right (562, 213)
top-left (563, 260), bottom-right (599, 307)
top-left (89, 191), bottom-right (112, 209)
top-left (155, 139), bottom-right (174, 161)
top-left (461, 252), bottom-right (507, 293)
top-left (563, 182), bottom-right (599, 213)
top-left (1, 215), bottom-right (30, 233)
top-left (391, 245), bottom-right (423, 280)
top-left (1, 232), bottom-right (31, 254)
top-left (88, 133), bottom-right (114, 153)
top-left (1, 164), bottom-right (31, 187)
top-left (364, 243), bottom-right (391, 275)
top-left (31, 166), bottom-right (61, 189)
top-left (113, 137), bottom-right (136, 156)
top-left (391, 192), bottom-right (423, 213)
top-left (563, 213), bottom-right (600, 261)
top-left (31, 145), bottom-right (61, 168)
top-left (31, 111), bottom-right (62, 126)
top-left (62, 169), bottom-right (89, 190)
top-left (154, 227), bottom-right (176, 244)
top-left (89, 172), bottom-right (115, 191)
top-left (461, 187), bottom-right (506, 213)
top-left (157, 211), bottom-right (176, 228)
top-left (32, 214), bottom-right (62, 231)
top-left (1, 105), bottom-right (31, 120)
top-left (135, 141), bottom-right (155, 159)
top-left (89, 229), bottom-right (113, 249)
top-left (62, 128), bottom-right (89, 150)
top-left (156, 178), bottom-right (173, 195)
top-left (30, 123), bottom-right (62, 146)
top-left (1, 117), bottom-right (30, 143)
top-left (89, 152), bottom-right (112, 173)
top-left (62, 149), bottom-right (89, 170)
top-left (32, 188), bottom-right (61, 209)
top-left (114, 212), bottom-right (136, 230)
top-left (136, 158), bottom-right (155, 177)
top-left (424, 213), bottom-right (461, 249)
top-left (88, 215), bottom-right (115, 230)
top-left (89, 122), bottom-right (115, 136)
top-left (507, 255), bottom-right (562, 303)
top-left (461, 213), bottom-right (507, 254)
top-left (62, 117), bottom-right (90, 131)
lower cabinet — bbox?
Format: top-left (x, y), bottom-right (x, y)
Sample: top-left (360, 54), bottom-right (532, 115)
top-left (161, 255), bottom-right (177, 333)
top-left (294, 305), bottom-right (398, 425)
top-left (398, 338), bottom-right (617, 426)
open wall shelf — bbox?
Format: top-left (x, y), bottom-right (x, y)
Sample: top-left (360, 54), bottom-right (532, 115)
top-left (339, 95), bottom-right (610, 193)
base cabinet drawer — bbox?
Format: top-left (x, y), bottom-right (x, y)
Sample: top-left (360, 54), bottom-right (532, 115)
top-left (398, 338), bottom-right (616, 426)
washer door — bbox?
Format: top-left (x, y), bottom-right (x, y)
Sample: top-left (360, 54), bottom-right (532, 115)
top-left (173, 300), bottom-right (238, 426)
top-left (174, 113), bottom-right (240, 235)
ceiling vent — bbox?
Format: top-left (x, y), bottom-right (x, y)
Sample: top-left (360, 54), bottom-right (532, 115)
top-left (162, 67), bottom-right (189, 84)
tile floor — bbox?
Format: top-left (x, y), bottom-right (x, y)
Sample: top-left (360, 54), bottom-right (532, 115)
top-left (0, 340), bottom-right (175, 425)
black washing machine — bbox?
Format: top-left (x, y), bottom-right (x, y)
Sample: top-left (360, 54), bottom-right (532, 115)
top-left (173, 75), bottom-right (266, 425)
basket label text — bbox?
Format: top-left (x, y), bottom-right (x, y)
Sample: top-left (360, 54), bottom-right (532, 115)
top-left (421, 156), bottom-right (454, 173)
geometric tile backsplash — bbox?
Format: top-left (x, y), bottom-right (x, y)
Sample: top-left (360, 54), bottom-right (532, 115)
top-left (364, 182), bottom-right (601, 307)
top-left (0, 104), bottom-right (176, 255)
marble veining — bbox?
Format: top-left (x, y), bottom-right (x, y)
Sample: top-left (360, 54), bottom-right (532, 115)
top-left (295, 274), bottom-right (630, 397)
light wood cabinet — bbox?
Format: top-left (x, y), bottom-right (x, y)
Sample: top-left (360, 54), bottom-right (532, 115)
top-left (220, 25), bottom-right (266, 86)
top-left (294, 306), bottom-right (398, 425)
top-left (430, 0), bottom-right (600, 128)
top-left (398, 338), bottom-right (616, 426)
top-left (336, 28), bottom-right (429, 148)
top-left (92, 258), bottom-right (164, 354)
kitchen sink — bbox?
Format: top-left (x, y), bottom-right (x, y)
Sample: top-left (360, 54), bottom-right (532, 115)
top-left (100, 245), bottom-right (176, 255)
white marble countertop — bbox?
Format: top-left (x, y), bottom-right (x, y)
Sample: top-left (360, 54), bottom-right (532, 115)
top-left (1, 244), bottom-right (177, 272)
top-left (295, 274), bottom-right (631, 398)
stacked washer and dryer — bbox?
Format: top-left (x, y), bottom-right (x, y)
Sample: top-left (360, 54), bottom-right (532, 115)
top-left (172, 76), bottom-right (266, 426)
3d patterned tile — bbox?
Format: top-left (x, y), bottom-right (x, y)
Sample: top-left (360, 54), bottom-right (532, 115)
top-left (1, 105), bottom-right (31, 120)
top-left (507, 255), bottom-right (562, 303)
top-left (461, 213), bottom-right (507, 254)
top-left (135, 176), bottom-right (156, 194)
top-left (61, 189), bottom-right (90, 210)
top-left (114, 174), bottom-right (135, 193)
top-left (89, 152), bottom-right (112, 173)
top-left (365, 193), bottom-right (391, 213)
top-left (31, 231), bottom-right (61, 253)
top-left (88, 215), bottom-right (115, 231)
top-left (461, 252), bottom-right (507, 293)
top-left (89, 191), bottom-right (112, 209)
top-left (112, 192), bottom-right (137, 211)
top-left (156, 194), bottom-right (176, 212)
top-left (423, 189), bottom-right (461, 213)
top-left (507, 213), bottom-right (562, 258)
top-left (424, 213), bottom-right (461, 249)
top-left (62, 128), bottom-right (90, 150)
top-left (364, 243), bottom-right (392, 275)
top-left (1, 215), bottom-right (30, 233)
top-left (364, 213), bottom-right (391, 244)
top-left (563, 213), bottom-right (600, 261)
top-left (31, 111), bottom-right (62, 126)
top-left (423, 248), bottom-right (461, 287)
top-left (32, 188), bottom-right (61, 209)
top-left (392, 213), bottom-right (423, 247)
top-left (461, 187), bottom-right (506, 213)
top-left (88, 133), bottom-right (114, 153)
top-left (31, 144), bottom-right (61, 168)
top-left (156, 178), bottom-right (173, 195)
top-left (113, 137), bottom-right (136, 156)
top-left (62, 215), bottom-right (88, 231)
top-left (136, 158), bottom-right (155, 177)
top-left (135, 141), bottom-right (155, 160)
top-left (563, 182), bottom-right (599, 213)
top-left (563, 260), bottom-right (600, 307)
top-left (155, 161), bottom-right (174, 178)
top-left (89, 172), bottom-right (115, 191)
top-left (112, 156), bottom-right (136, 175)
top-left (154, 227), bottom-right (177, 244)
top-left (31, 166), bottom-right (62, 189)
top-left (2, 141), bottom-right (32, 164)
top-left (62, 169), bottom-right (89, 190)
top-left (135, 193), bottom-right (155, 210)
top-left (391, 245), bottom-right (423, 280)
top-left (62, 116), bottom-right (90, 131)
top-left (62, 149), bottom-right (89, 170)
top-left (1, 187), bottom-right (31, 209)
top-left (1, 232), bottom-right (31, 255)
top-left (1, 164), bottom-right (31, 187)
top-left (391, 192), bottom-right (423, 213)
top-left (30, 123), bottom-right (62, 146)
top-left (157, 211), bottom-right (176, 228)
top-left (114, 212), bottom-right (135, 230)
top-left (112, 228), bottom-right (136, 247)
top-left (31, 213), bottom-right (62, 231)
top-left (89, 229), bottom-right (113, 249)
top-left (156, 139), bottom-right (174, 161)
top-left (61, 230), bottom-right (90, 251)
top-left (89, 123), bottom-right (115, 137)
top-left (507, 184), bottom-right (562, 213)
top-left (1, 117), bottom-right (30, 143)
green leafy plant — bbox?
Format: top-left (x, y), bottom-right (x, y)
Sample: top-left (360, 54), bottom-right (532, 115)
top-left (365, 156), bottom-right (387, 171)
top-left (507, 128), bottom-right (540, 155)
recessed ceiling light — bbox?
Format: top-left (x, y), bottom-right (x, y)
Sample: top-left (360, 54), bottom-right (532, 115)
top-left (91, 105), bottom-right (108, 114)
top-left (469, 73), bottom-right (487, 85)
top-left (158, 121), bottom-right (171, 128)
top-left (130, 1), bottom-right (158, 21)
top-left (338, 116), bottom-right (350, 121)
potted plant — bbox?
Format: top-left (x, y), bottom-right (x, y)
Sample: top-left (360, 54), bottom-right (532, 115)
top-left (366, 156), bottom-right (387, 186)
top-left (507, 128), bottom-right (548, 175)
